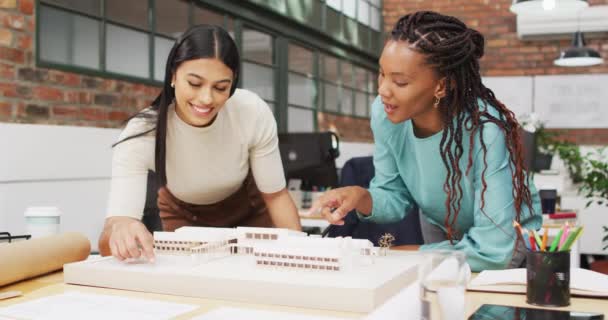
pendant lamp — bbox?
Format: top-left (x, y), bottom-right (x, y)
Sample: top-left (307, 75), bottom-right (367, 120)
top-left (554, 31), bottom-right (604, 67)
top-left (510, 0), bottom-right (588, 15)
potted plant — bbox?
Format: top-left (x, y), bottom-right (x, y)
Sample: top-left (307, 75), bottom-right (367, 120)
top-left (577, 148), bottom-right (608, 273)
top-left (520, 114), bottom-right (584, 180)
top-left (580, 148), bottom-right (608, 248)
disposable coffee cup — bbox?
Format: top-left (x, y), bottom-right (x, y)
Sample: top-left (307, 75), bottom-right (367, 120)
top-left (24, 206), bottom-right (62, 238)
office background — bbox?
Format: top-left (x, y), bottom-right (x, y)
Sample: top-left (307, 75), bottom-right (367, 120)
top-left (0, 0), bottom-right (607, 254)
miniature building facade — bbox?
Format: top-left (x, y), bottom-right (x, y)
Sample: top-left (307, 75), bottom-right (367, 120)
top-left (153, 227), bottom-right (377, 271)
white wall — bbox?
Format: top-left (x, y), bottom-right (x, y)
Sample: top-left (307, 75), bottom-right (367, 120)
top-left (0, 123), bottom-right (120, 252)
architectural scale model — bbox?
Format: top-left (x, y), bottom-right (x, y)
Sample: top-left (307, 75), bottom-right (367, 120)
top-left (64, 227), bottom-right (422, 313)
top-left (154, 226), bottom-right (378, 271)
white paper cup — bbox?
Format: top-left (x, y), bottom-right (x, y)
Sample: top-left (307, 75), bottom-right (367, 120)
top-left (24, 206), bottom-right (61, 238)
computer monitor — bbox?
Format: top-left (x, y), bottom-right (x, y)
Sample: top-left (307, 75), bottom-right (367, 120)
top-left (277, 132), bottom-right (340, 190)
top-left (520, 127), bottom-right (536, 172)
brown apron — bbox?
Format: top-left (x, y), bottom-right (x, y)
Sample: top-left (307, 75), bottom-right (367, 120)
top-left (157, 172), bottom-right (274, 232)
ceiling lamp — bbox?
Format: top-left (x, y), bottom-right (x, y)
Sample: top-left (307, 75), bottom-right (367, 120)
top-left (554, 31), bottom-right (604, 67)
top-left (510, 0), bottom-right (589, 15)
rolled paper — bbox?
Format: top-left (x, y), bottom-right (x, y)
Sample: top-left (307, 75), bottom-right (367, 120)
top-left (0, 232), bottom-right (90, 287)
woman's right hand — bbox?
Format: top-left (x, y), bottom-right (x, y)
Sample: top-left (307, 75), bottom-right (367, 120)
top-left (308, 186), bottom-right (372, 225)
top-left (101, 216), bottom-right (155, 262)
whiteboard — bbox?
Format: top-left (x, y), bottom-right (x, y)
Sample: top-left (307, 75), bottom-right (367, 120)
top-left (482, 76), bottom-right (534, 119)
top-left (534, 74), bottom-right (608, 128)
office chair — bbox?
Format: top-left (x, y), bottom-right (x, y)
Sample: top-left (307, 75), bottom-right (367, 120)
top-left (326, 156), bottom-right (424, 246)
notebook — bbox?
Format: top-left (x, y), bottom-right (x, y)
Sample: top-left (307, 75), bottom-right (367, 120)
top-left (468, 268), bottom-right (608, 298)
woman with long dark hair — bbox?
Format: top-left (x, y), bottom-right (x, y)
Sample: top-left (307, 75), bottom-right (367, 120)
top-left (99, 25), bottom-right (301, 261)
top-left (311, 11), bottom-right (541, 271)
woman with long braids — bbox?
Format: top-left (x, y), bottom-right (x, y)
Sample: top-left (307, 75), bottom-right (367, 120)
top-left (311, 11), bottom-right (541, 271)
top-left (99, 25), bottom-right (301, 262)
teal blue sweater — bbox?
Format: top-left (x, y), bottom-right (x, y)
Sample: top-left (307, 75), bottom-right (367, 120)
top-left (362, 96), bottom-right (542, 271)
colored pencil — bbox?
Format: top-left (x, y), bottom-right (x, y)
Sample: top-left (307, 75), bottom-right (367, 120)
top-left (559, 222), bottom-right (570, 248)
top-left (549, 227), bottom-right (564, 252)
top-left (532, 230), bottom-right (543, 250)
top-left (528, 232), bottom-right (537, 251)
top-left (560, 226), bottom-right (584, 252)
top-left (541, 227), bottom-right (548, 251)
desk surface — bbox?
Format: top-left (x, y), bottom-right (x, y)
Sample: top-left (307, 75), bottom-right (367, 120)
top-left (2, 270), bottom-right (606, 319)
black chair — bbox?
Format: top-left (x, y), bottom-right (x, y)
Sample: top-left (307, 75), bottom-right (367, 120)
top-left (141, 170), bottom-right (163, 232)
top-left (326, 156), bottom-right (424, 246)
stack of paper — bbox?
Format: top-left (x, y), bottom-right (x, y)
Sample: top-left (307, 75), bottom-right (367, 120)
top-left (468, 268), bottom-right (608, 297)
top-left (0, 291), bottom-right (198, 320)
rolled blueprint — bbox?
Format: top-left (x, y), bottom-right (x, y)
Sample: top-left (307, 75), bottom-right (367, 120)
top-left (0, 232), bottom-right (90, 286)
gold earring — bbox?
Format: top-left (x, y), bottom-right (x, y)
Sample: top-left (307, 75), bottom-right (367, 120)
top-left (433, 97), bottom-right (440, 108)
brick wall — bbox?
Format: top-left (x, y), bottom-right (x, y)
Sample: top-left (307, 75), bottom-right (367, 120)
top-left (0, 0), bottom-right (160, 127)
top-left (382, 0), bottom-right (608, 145)
top-left (317, 112), bottom-right (373, 143)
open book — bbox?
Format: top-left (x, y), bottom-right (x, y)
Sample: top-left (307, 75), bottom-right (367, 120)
top-left (468, 268), bottom-right (608, 298)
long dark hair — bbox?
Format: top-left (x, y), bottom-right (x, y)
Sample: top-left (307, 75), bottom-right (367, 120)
top-left (391, 11), bottom-right (533, 241)
top-left (114, 25), bottom-right (240, 186)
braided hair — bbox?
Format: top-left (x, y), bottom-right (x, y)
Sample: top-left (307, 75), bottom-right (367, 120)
top-left (391, 11), bottom-right (533, 242)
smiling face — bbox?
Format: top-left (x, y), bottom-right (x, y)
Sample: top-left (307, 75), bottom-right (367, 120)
top-left (171, 58), bottom-right (234, 127)
top-left (378, 40), bottom-right (445, 128)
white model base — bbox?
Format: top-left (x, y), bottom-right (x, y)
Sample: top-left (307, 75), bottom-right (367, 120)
top-left (64, 251), bottom-right (421, 312)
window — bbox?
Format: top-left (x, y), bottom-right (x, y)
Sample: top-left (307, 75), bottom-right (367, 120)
top-left (106, 25), bottom-right (149, 78)
top-left (155, 0), bottom-right (189, 38)
top-left (43, 0), bottom-right (100, 15)
top-left (287, 43), bottom-right (316, 132)
top-left (321, 0), bottom-right (382, 52)
top-left (38, 1), bottom-right (233, 83)
top-left (39, 6), bottom-right (100, 70)
top-left (242, 27), bottom-right (275, 112)
top-left (321, 55), bottom-right (339, 113)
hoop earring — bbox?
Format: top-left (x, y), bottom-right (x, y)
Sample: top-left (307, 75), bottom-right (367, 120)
top-left (170, 82), bottom-right (175, 88)
top-left (433, 96), bottom-right (441, 108)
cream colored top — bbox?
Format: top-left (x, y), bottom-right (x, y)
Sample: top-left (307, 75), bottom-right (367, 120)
top-left (106, 89), bottom-right (285, 219)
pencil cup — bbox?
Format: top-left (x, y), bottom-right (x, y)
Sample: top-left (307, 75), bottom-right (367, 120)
top-left (526, 250), bottom-right (570, 307)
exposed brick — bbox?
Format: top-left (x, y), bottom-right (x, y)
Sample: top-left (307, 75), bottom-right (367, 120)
top-left (49, 71), bottom-right (80, 87)
top-left (101, 79), bottom-right (117, 91)
top-left (317, 112), bottom-right (372, 142)
top-left (64, 91), bottom-right (79, 104)
top-left (18, 67), bottom-right (48, 82)
top-left (81, 107), bottom-right (108, 121)
top-left (0, 0), bottom-right (16, 9)
top-left (79, 92), bottom-right (93, 104)
top-left (33, 86), bottom-right (63, 101)
top-left (2, 13), bottom-right (25, 30)
top-left (0, 46), bottom-right (24, 63)
top-left (24, 104), bottom-right (49, 119)
top-left (0, 61), bottom-right (14, 79)
top-left (15, 33), bottom-right (31, 50)
top-left (19, 0), bottom-right (34, 15)
top-left (94, 93), bottom-right (118, 106)
top-left (0, 28), bottom-right (11, 46)
top-left (0, 100), bottom-right (11, 118)
top-left (383, 0), bottom-right (608, 77)
top-left (109, 111), bottom-right (129, 121)
top-left (0, 82), bottom-right (16, 97)
top-left (15, 85), bottom-right (31, 98)
top-left (82, 76), bottom-right (102, 89)
top-left (52, 105), bottom-right (79, 118)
